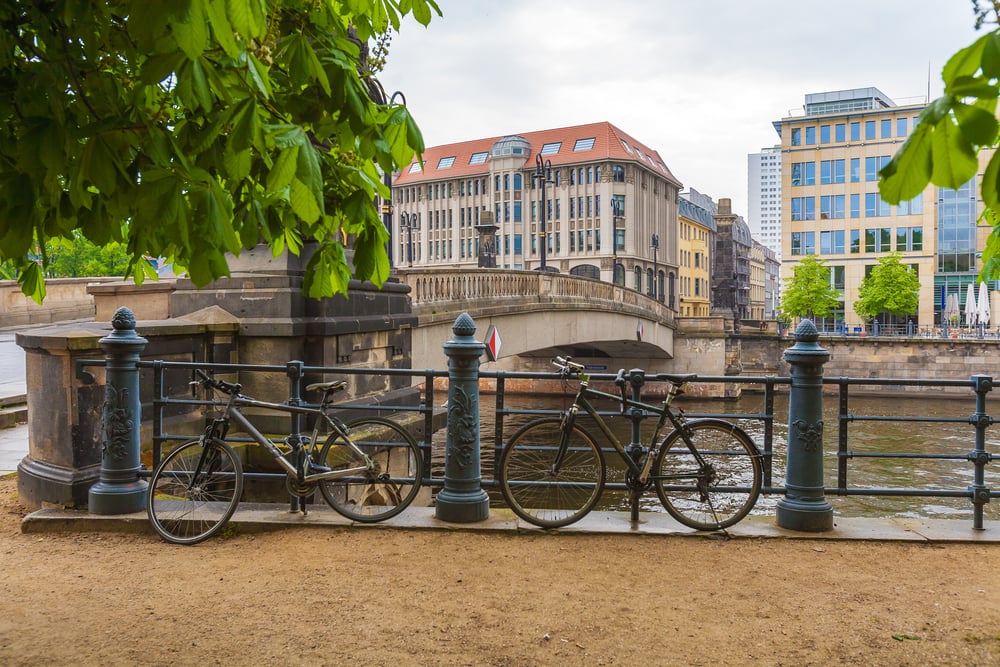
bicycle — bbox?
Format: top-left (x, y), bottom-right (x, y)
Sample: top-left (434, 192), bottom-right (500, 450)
top-left (498, 356), bottom-right (763, 531)
top-left (146, 369), bottom-right (424, 544)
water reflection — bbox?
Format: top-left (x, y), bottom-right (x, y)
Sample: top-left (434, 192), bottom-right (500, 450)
top-left (470, 390), bottom-right (1000, 522)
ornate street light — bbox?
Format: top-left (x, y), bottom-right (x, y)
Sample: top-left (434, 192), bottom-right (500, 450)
top-left (400, 211), bottom-right (419, 267)
top-left (534, 153), bottom-right (553, 271)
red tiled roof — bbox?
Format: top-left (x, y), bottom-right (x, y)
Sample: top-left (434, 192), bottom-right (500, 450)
top-left (393, 121), bottom-right (681, 187)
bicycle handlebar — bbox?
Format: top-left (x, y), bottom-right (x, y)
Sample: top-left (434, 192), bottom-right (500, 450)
top-left (552, 356), bottom-right (585, 374)
top-left (193, 368), bottom-right (242, 396)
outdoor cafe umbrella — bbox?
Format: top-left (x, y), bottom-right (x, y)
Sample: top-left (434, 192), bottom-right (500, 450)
top-left (978, 281), bottom-right (991, 328)
top-left (944, 293), bottom-right (960, 325)
top-left (966, 282), bottom-right (978, 327)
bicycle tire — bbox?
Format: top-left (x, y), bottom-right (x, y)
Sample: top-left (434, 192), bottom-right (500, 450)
top-left (147, 438), bottom-right (243, 545)
top-left (317, 417), bottom-right (423, 522)
top-left (653, 419), bottom-right (762, 530)
top-left (499, 417), bottom-right (605, 528)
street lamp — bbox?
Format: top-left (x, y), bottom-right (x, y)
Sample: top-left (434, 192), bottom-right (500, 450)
top-left (400, 211), bottom-right (419, 267)
top-left (534, 153), bottom-right (553, 271)
top-left (651, 234), bottom-right (659, 301)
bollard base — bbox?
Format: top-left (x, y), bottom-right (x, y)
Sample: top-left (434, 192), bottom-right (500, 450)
top-left (435, 489), bottom-right (490, 523)
top-left (776, 497), bottom-right (834, 532)
top-left (88, 480), bottom-right (148, 515)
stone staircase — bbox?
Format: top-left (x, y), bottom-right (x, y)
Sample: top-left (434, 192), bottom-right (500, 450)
top-left (0, 394), bottom-right (27, 429)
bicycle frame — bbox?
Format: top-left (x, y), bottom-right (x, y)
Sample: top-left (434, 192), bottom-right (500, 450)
top-left (213, 390), bottom-right (371, 484)
top-left (558, 378), bottom-right (708, 484)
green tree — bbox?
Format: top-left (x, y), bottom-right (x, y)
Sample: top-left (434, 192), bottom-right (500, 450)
top-left (46, 230), bottom-right (132, 277)
top-left (879, 3), bottom-right (1000, 279)
top-left (0, 0), bottom-right (439, 302)
top-left (853, 253), bottom-right (921, 321)
top-left (778, 255), bottom-right (842, 321)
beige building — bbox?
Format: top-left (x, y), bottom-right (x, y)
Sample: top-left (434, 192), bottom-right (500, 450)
top-left (391, 121), bottom-right (683, 307)
top-left (749, 241), bottom-right (767, 321)
top-left (775, 88), bottom-right (936, 329)
top-left (677, 196), bottom-right (714, 317)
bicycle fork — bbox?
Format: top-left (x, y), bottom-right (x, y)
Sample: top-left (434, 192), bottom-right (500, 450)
top-left (553, 405), bottom-right (580, 474)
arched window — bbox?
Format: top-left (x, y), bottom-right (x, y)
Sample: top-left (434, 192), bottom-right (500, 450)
top-left (634, 267), bottom-right (642, 291)
top-left (614, 263), bottom-right (625, 286)
top-left (646, 268), bottom-right (654, 296)
top-left (657, 270), bottom-right (665, 303)
top-left (570, 264), bottom-right (600, 280)
top-left (613, 165), bottom-right (625, 182)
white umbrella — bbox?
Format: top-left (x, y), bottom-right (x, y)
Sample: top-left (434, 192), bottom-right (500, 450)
top-left (978, 281), bottom-right (991, 327)
top-left (945, 293), bottom-right (959, 324)
top-left (966, 282), bottom-right (978, 327)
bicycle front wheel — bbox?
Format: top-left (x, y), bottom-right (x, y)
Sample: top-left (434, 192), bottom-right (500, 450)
top-left (653, 419), bottom-right (762, 530)
top-left (317, 417), bottom-right (423, 522)
top-left (147, 438), bottom-right (243, 545)
top-left (499, 418), bottom-right (605, 528)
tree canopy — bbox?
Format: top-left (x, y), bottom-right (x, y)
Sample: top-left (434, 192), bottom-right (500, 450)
top-left (0, 0), bottom-right (440, 302)
top-left (879, 3), bottom-right (1000, 278)
top-left (778, 255), bottom-right (841, 321)
top-left (853, 253), bottom-right (920, 321)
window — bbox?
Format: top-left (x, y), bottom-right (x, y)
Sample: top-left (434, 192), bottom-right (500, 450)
top-left (865, 155), bottom-right (890, 181)
top-left (897, 117), bottom-right (908, 137)
top-left (850, 158), bottom-right (860, 182)
top-left (897, 193), bottom-right (923, 215)
top-left (835, 123), bottom-right (846, 142)
top-left (540, 142), bottom-right (561, 155)
top-left (850, 229), bottom-right (861, 253)
top-left (865, 227), bottom-right (892, 252)
top-left (408, 162), bottom-right (422, 174)
top-left (881, 119), bottom-right (892, 138)
top-left (831, 265), bottom-right (845, 290)
top-left (896, 226), bottom-right (923, 251)
top-left (613, 165), bottom-right (625, 182)
top-left (820, 159), bottom-right (845, 184)
top-left (791, 197), bottom-right (815, 220)
top-left (469, 152), bottom-right (488, 165)
top-left (513, 201), bottom-right (522, 222)
top-left (503, 174), bottom-right (509, 190)
top-left (611, 194), bottom-right (625, 217)
top-left (865, 193), bottom-right (892, 217)
top-left (865, 120), bottom-right (876, 139)
top-left (791, 162), bottom-right (815, 186)
top-left (820, 125), bottom-right (831, 143)
top-left (850, 122), bottom-right (861, 141)
top-left (791, 231), bottom-right (816, 255)
top-left (851, 193), bottom-right (860, 218)
top-left (820, 230), bottom-right (844, 254)
top-left (437, 156), bottom-right (455, 169)
top-left (805, 127), bottom-right (816, 145)
top-left (820, 194), bottom-right (845, 219)
top-left (573, 138), bottom-right (596, 151)
top-left (791, 128), bottom-right (801, 146)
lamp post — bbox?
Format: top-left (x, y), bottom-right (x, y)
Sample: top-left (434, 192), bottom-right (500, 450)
top-left (651, 234), bottom-right (659, 301)
top-left (534, 153), bottom-right (552, 271)
top-left (400, 211), bottom-right (419, 268)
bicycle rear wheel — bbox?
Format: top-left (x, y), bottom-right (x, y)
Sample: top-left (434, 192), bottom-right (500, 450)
top-left (499, 418), bottom-right (605, 528)
top-left (147, 438), bottom-right (243, 545)
top-left (653, 419), bottom-right (761, 530)
top-left (317, 417), bottom-right (423, 522)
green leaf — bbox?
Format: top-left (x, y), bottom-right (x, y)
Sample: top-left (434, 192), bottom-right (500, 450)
top-left (303, 242), bottom-right (351, 298)
top-left (224, 148), bottom-right (251, 181)
top-left (205, 0), bottom-right (240, 59)
top-left (289, 178), bottom-right (321, 223)
top-left (295, 140), bottom-right (323, 198)
top-left (171, 0), bottom-right (208, 61)
top-left (930, 117), bottom-right (978, 188)
top-left (266, 145), bottom-right (298, 193)
top-left (954, 101), bottom-right (999, 146)
top-left (18, 262), bottom-right (45, 304)
top-left (352, 223), bottom-right (390, 287)
top-left (942, 32), bottom-right (990, 85)
top-left (229, 98), bottom-right (258, 153)
top-left (946, 75), bottom-right (999, 99)
top-left (879, 122), bottom-right (933, 204)
top-left (981, 151), bottom-right (1000, 210)
top-left (983, 32), bottom-right (1000, 78)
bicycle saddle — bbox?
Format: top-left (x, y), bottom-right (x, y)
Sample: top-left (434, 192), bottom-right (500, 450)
top-left (306, 380), bottom-right (348, 393)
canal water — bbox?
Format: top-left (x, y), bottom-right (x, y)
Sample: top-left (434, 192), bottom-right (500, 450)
top-left (459, 390), bottom-right (1000, 523)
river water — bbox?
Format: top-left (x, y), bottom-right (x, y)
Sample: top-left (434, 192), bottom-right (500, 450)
top-left (463, 390), bottom-right (1000, 523)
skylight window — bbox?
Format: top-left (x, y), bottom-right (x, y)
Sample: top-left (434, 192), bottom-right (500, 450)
top-left (620, 139), bottom-right (632, 153)
top-left (408, 162), bottom-right (423, 173)
top-left (437, 156), bottom-right (456, 169)
top-left (540, 142), bottom-right (562, 155)
top-left (469, 152), bottom-right (488, 165)
top-left (573, 138), bottom-right (596, 152)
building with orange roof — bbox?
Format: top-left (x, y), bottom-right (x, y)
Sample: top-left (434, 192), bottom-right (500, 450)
top-left (391, 121), bottom-right (683, 307)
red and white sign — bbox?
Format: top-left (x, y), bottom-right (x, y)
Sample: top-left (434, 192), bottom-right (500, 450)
top-left (485, 324), bottom-right (502, 361)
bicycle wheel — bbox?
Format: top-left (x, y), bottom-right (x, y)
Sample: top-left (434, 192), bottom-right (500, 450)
top-left (147, 438), bottom-right (243, 545)
top-left (499, 418), bottom-right (605, 528)
top-left (653, 419), bottom-right (761, 530)
top-left (317, 417), bottom-right (423, 522)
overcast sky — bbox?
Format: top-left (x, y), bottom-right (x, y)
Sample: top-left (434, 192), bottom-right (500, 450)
top-left (380, 1), bottom-right (984, 220)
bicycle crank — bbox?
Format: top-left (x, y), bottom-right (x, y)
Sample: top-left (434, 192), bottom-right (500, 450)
top-left (285, 475), bottom-right (318, 498)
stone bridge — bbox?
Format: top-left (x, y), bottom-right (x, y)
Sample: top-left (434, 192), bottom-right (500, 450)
top-left (396, 268), bottom-right (676, 370)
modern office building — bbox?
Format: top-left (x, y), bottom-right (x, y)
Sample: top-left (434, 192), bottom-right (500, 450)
top-left (774, 87), bottom-right (938, 329)
top-left (748, 146), bottom-right (783, 264)
top-left (391, 121), bottom-right (683, 307)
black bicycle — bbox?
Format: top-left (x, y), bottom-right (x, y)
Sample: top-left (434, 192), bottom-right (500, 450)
top-left (498, 357), bottom-right (763, 530)
top-left (147, 369), bottom-right (423, 544)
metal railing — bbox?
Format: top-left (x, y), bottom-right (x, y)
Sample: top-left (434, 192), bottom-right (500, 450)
top-left (107, 359), bottom-right (999, 529)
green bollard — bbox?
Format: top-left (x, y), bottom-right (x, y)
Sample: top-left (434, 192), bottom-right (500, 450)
top-left (776, 318), bottom-right (834, 531)
top-left (88, 307), bottom-right (149, 514)
top-left (435, 312), bottom-right (490, 522)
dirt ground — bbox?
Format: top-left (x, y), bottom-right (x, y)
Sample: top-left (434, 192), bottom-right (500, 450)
top-left (0, 475), bottom-right (998, 666)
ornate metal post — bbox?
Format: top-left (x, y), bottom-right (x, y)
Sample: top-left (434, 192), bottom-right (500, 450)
top-left (435, 312), bottom-right (490, 522)
top-left (88, 307), bottom-right (148, 514)
top-left (776, 319), bottom-right (833, 531)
